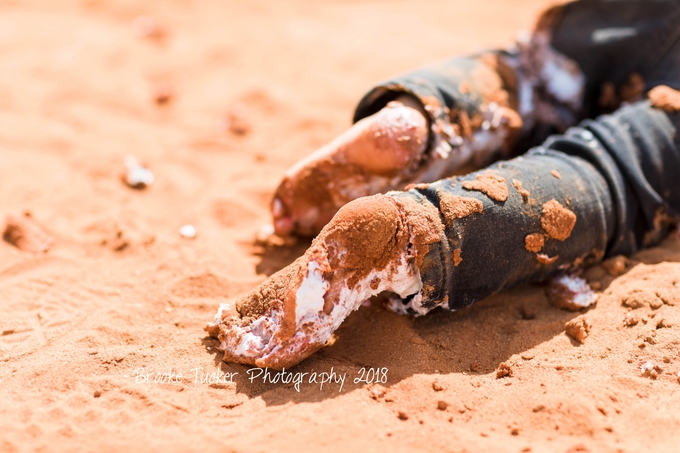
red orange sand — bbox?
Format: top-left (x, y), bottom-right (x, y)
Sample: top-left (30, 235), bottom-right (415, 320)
top-left (1, 1), bottom-right (680, 452)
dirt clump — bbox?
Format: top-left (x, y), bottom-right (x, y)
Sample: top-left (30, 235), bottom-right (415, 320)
top-left (496, 362), bottom-right (513, 378)
top-left (525, 233), bottom-right (545, 253)
top-left (512, 179), bottom-right (530, 200)
top-left (602, 255), bottom-right (628, 276)
top-left (541, 199), bottom-right (576, 241)
top-left (462, 173), bottom-right (509, 202)
top-left (3, 213), bottom-right (53, 253)
top-left (649, 85), bottom-right (680, 112)
top-left (565, 316), bottom-right (591, 343)
top-left (438, 194), bottom-right (484, 221)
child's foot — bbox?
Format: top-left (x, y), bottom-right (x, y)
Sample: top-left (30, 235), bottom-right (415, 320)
top-left (207, 193), bottom-right (441, 368)
top-left (271, 99), bottom-right (428, 237)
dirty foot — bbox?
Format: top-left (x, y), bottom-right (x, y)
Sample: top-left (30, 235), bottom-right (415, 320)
top-left (207, 193), bottom-right (441, 368)
top-left (271, 98), bottom-right (428, 237)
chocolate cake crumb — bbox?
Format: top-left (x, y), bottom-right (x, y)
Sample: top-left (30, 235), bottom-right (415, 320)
top-left (656, 318), bottom-right (672, 329)
top-left (432, 381), bottom-right (447, 392)
top-left (623, 314), bottom-right (640, 327)
top-left (3, 213), bottom-right (53, 253)
top-left (602, 255), bottom-right (627, 276)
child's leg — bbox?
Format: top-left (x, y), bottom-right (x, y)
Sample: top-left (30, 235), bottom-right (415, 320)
top-left (272, 50), bottom-right (548, 237)
top-left (271, 0), bottom-right (680, 238)
top-left (209, 99), bottom-right (680, 369)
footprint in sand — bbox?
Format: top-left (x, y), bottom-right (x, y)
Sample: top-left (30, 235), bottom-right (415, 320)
top-left (0, 258), bottom-right (91, 360)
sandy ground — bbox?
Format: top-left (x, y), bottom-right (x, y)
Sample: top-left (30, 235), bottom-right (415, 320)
top-left (2, 1), bottom-right (680, 452)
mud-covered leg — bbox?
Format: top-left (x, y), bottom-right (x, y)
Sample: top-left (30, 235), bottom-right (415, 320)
top-left (272, 98), bottom-right (429, 236)
top-left (271, 5), bottom-right (593, 237)
top-left (206, 193), bottom-right (444, 369)
top-left (272, 0), bottom-right (680, 237)
top-left (210, 100), bottom-right (680, 369)
top-left (206, 148), bottom-right (615, 369)
top-left (392, 149), bottom-right (614, 313)
top-left (400, 98), bottom-right (680, 313)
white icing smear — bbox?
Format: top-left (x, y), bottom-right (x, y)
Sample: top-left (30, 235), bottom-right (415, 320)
top-left (213, 241), bottom-right (427, 364)
top-left (541, 58), bottom-right (584, 107)
top-left (291, 253), bottom-right (424, 350)
top-left (295, 261), bottom-right (330, 323)
top-left (213, 303), bottom-right (231, 324)
top-left (552, 274), bottom-right (597, 308)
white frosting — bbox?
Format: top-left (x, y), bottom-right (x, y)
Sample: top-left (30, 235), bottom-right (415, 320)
top-left (124, 156), bottom-right (155, 187)
top-left (640, 361), bottom-right (655, 374)
top-left (517, 77), bottom-right (535, 120)
top-left (415, 125), bottom-right (510, 185)
top-left (541, 59), bottom-right (584, 107)
top-left (504, 35), bottom-right (585, 132)
top-left (292, 253), bottom-right (423, 349)
top-left (179, 224), bottom-right (196, 239)
top-left (213, 303), bottom-right (231, 324)
top-left (295, 261), bottom-right (330, 323)
top-left (552, 274), bottom-right (597, 308)
top-left (214, 242), bottom-right (425, 362)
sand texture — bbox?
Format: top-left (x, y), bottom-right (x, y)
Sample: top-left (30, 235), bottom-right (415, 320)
top-left (2, 1), bottom-right (680, 452)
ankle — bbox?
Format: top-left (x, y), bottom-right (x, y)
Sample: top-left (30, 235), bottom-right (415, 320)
top-left (341, 101), bottom-right (428, 174)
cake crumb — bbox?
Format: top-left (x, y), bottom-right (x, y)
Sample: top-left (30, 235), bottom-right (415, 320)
top-left (453, 248), bottom-right (462, 266)
top-left (623, 314), bottom-right (640, 327)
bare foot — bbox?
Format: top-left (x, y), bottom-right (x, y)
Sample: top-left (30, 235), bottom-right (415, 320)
top-left (207, 193), bottom-right (442, 368)
top-left (270, 21), bottom-right (588, 238)
top-left (271, 98), bottom-right (429, 237)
